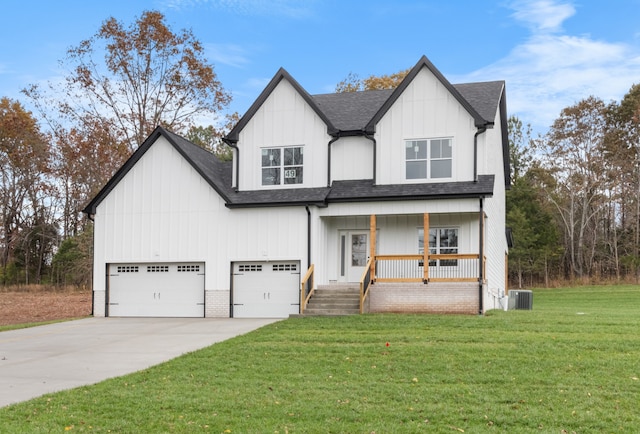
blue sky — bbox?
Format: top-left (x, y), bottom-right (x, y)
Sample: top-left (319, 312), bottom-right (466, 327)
top-left (1, 0), bottom-right (639, 136)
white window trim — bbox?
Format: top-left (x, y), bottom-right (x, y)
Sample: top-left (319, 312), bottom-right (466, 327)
top-left (260, 145), bottom-right (304, 187)
top-left (404, 137), bottom-right (453, 182)
top-left (418, 226), bottom-right (460, 267)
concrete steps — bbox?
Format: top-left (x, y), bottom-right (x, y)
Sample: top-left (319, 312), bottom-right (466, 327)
top-left (303, 285), bottom-right (361, 316)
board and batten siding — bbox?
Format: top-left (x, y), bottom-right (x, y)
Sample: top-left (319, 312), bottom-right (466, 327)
top-left (330, 136), bottom-right (373, 182)
top-left (375, 68), bottom-right (477, 185)
top-left (92, 136), bottom-right (309, 317)
top-left (236, 79), bottom-right (330, 190)
top-left (479, 120), bottom-right (509, 310)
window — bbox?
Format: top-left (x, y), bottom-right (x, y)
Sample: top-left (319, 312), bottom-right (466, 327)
top-left (147, 265), bottom-right (169, 272)
top-left (273, 263), bottom-right (298, 272)
top-left (405, 138), bottom-right (452, 180)
top-left (177, 265), bottom-right (200, 272)
top-left (418, 228), bottom-right (458, 266)
top-left (262, 146), bottom-right (303, 185)
top-left (239, 264), bottom-right (262, 272)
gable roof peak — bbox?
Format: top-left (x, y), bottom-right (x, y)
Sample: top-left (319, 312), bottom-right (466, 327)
top-left (224, 67), bottom-right (337, 142)
top-left (365, 54), bottom-right (488, 132)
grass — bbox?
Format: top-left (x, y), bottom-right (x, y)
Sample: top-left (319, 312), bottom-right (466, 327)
top-left (1, 285), bottom-right (640, 433)
top-left (0, 318), bottom-right (77, 332)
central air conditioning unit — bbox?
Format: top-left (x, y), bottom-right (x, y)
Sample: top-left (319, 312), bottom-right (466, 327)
top-left (508, 290), bottom-right (533, 310)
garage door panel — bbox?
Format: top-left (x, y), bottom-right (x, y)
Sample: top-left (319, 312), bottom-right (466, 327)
top-left (233, 261), bottom-right (300, 318)
top-left (108, 263), bottom-right (204, 317)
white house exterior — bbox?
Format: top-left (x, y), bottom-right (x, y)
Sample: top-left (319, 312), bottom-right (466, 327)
top-left (84, 55), bottom-right (510, 318)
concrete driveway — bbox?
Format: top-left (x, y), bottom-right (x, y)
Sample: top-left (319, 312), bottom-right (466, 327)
top-left (0, 317), bottom-right (279, 408)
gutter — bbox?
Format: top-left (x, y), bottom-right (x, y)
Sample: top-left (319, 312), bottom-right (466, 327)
top-left (222, 138), bottom-right (240, 191)
top-left (474, 126), bottom-right (487, 183)
top-left (363, 132), bottom-right (377, 185)
top-left (326, 135), bottom-right (340, 187)
top-left (305, 206), bottom-right (312, 269)
top-left (478, 197), bottom-right (485, 315)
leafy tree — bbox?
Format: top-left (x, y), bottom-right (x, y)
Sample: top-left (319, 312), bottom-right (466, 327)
top-left (24, 10), bottom-right (232, 152)
top-left (507, 115), bottom-right (534, 183)
top-left (51, 225), bottom-right (93, 287)
top-left (534, 96), bottom-right (609, 279)
top-left (606, 84), bottom-right (640, 280)
top-left (186, 112), bottom-right (239, 161)
top-left (0, 97), bottom-right (51, 285)
top-left (507, 169), bottom-right (561, 287)
top-left (335, 69), bottom-right (410, 92)
top-left (54, 119), bottom-right (129, 237)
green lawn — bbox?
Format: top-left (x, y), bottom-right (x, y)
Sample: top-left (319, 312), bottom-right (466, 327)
top-left (2, 285), bottom-right (639, 433)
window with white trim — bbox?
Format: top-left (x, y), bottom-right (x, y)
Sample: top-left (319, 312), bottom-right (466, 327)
top-left (261, 146), bottom-right (303, 186)
top-left (405, 138), bottom-right (452, 180)
top-left (418, 227), bottom-right (458, 266)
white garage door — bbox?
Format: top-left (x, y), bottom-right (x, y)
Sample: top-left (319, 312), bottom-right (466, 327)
top-left (108, 263), bottom-right (205, 317)
top-left (233, 261), bottom-right (300, 318)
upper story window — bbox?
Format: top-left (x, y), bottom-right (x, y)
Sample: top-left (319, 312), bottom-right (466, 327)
top-left (261, 146), bottom-right (303, 186)
top-left (405, 138), bottom-right (452, 180)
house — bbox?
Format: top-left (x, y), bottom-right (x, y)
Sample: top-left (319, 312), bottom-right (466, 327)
top-left (83, 55), bottom-right (510, 318)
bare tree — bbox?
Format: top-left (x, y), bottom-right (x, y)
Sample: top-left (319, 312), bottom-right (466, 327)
top-left (24, 10), bottom-right (232, 152)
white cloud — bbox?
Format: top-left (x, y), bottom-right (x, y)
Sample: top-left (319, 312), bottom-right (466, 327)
top-left (163, 0), bottom-right (316, 18)
top-left (245, 77), bottom-right (271, 89)
top-left (455, 0), bottom-right (640, 135)
top-left (205, 43), bottom-right (250, 68)
top-left (509, 0), bottom-right (575, 33)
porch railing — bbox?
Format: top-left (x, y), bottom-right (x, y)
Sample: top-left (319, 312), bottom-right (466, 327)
top-left (300, 264), bottom-right (315, 314)
top-left (359, 257), bottom-right (374, 314)
top-left (374, 254), bottom-right (483, 283)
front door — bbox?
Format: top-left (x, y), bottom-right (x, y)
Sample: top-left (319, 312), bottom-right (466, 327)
top-left (339, 231), bottom-right (369, 282)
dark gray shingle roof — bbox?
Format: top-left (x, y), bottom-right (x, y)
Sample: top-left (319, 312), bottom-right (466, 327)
top-left (327, 176), bottom-right (495, 202)
top-left (454, 81), bottom-right (505, 124)
top-left (310, 81), bottom-right (503, 133)
top-left (312, 89), bottom-right (394, 132)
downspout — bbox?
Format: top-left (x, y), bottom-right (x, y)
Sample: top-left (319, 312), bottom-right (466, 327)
top-left (478, 197), bottom-right (485, 315)
top-left (87, 214), bottom-right (95, 316)
top-left (474, 126), bottom-right (487, 183)
top-left (305, 205), bottom-right (312, 269)
top-left (363, 132), bottom-right (377, 185)
top-left (327, 135), bottom-right (340, 187)
top-left (222, 138), bottom-right (240, 191)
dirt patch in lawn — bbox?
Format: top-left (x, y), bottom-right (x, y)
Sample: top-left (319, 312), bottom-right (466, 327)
top-left (0, 287), bottom-right (92, 326)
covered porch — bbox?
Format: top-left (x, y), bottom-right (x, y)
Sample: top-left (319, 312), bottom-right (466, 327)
top-left (301, 210), bottom-right (487, 315)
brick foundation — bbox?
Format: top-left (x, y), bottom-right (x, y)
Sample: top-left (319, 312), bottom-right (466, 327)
top-left (93, 290), bottom-right (106, 317)
top-left (205, 290), bottom-right (230, 318)
top-left (368, 282), bottom-right (479, 314)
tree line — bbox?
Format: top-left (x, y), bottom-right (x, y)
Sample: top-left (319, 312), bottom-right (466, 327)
top-left (1, 10), bottom-right (638, 288)
top-left (508, 85), bottom-right (640, 286)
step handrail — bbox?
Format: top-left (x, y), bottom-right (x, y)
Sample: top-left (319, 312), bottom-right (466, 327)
top-left (300, 264), bottom-right (315, 314)
top-left (359, 257), bottom-right (374, 314)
